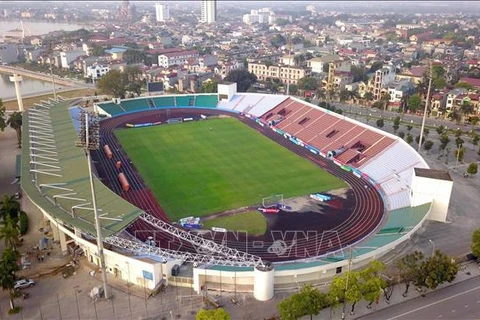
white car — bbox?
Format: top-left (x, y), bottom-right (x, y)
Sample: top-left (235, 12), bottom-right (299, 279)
top-left (14, 279), bottom-right (35, 290)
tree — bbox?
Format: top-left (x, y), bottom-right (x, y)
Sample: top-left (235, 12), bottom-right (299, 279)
top-left (415, 251), bottom-right (458, 291)
top-left (123, 49), bottom-right (146, 64)
top-left (7, 112), bottom-right (22, 148)
top-left (297, 77), bottom-right (318, 91)
top-left (0, 217), bottom-right (20, 250)
top-left (393, 116), bottom-right (401, 133)
top-left (96, 70), bottom-right (129, 98)
top-left (364, 92), bottom-right (374, 106)
top-left (398, 131), bottom-right (405, 139)
top-left (407, 94), bottom-right (422, 112)
top-left (406, 133), bottom-right (413, 144)
top-left (395, 251), bottom-right (424, 297)
top-left (196, 308), bottom-right (230, 320)
top-left (224, 69), bottom-right (257, 92)
top-left (460, 100), bottom-right (474, 119)
top-left (467, 162), bottom-right (478, 176)
top-left (423, 140), bottom-right (434, 153)
top-left (455, 137), bottom-right (464, 148)
top-left (300, 284), bottom-right (326, 320)
top-left (372, 101), bottom-right (384, 110)
top-left (415, 135), bottom-right (425, 146)
top-left (436, 125), bottom-right (445, 135)
top-left (439, 134), bottom-right (450, 151)
top-left (0, 99), bottom-right (6, 131)
top-left (18, 211), bottom-right (28, 236)
top-left (406, 125), bottom-right (413, 132)
top-left (339, 89), bottom-right (351, 103)
top-left (278, 292), bottom-right (306, 320)
top-left (126, 81), bottom-right (142, 97)
top-left (360, 261), bottom-right (387, 308)
top-left (370, 61), bottom-right (383, 73)
top-left (376, 118), bottom-right (384, 128)
top-left (471, 229), bottom-right (480, 258)
top-left (201, 80), bottom-right (218, 93)
top-left (473, 134), bottom-right (479, 146)
top-left (455, 146), bottom-right (466, 162)
top-left (0, 195), bottom-right (22, 223)
top-left (270, 34), bottom-right (286, 48)
top-left (455, 81), bottom-right (474, 90)
top-left (329, 271), bottom-right (362, 315)
top-left (0, 248), bottom-right (20, 311)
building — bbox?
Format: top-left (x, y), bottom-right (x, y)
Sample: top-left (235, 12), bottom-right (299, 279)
top-left (386, 80), bottom-right (415, 110)
top-left (86, 64), bottom-right (110, 81)
top-left (242, 8), bottom-right (273, 25)
top-left (155, 3), bottom-right (169, 22)
top-left (201, 0), bottom-right (216, 23)
top-left (372, 65), bottom-right (395, 101)
top-left (307, 55), bottom-right (351, 74)
top-left (321, 72), bottom-right (354, 91)
top-left (248, 62), bottom-right (311, 85)
top-left (60, 49), bottom-right (85, 69)
top-left (157, 50), bottom-right (199, 68)
top-left (0, 44), bottom-right (19, 64)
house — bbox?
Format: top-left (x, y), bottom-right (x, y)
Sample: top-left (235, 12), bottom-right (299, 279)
top-left (307, 55), bottom-right (351, 74)
top-left (321, 71), bottom-right (354, 91)
top-left (157, 50), bottom-right (199, 68)
top-left (86, 64), bottom-right (110, 81)
top-left (386, 80), bottom-right (415, 110)
top-left (372, 65), bottom-right (396, 101)
top-left (60, 49), bottom-right (85, 69)
top-left (396, 66), bottom-right (426, 84)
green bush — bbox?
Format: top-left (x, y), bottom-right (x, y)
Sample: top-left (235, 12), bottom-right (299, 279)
top-left (19, 211), bottom-right (28, 236)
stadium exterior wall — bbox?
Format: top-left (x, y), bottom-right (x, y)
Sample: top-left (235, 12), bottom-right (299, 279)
top-left (192, 203), bottom-right (432, 294)
top-left (25, 192), bottom-right (182, 290)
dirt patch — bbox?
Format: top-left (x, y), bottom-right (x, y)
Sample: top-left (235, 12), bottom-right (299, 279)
top-left (280, 188), bottom-right (350, 214)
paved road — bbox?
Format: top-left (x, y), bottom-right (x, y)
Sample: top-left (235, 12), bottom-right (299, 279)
top-left (358, 275), bottom-right (480, 320)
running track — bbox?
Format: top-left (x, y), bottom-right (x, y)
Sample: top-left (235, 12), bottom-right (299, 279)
top-left (92, 108), bottom-right (385, 263)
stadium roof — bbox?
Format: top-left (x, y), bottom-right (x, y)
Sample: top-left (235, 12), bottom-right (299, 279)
top-left (21, 100), bottom-right (142, 237)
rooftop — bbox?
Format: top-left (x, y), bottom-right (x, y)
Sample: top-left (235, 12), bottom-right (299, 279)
top-left (414, 168), bottom-right (453, 181)
top-left (21, 101), bottom-right (142, 237)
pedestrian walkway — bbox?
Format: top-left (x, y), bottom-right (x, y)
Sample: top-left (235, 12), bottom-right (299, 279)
top-left (301, 260), bottom-right (480, 319)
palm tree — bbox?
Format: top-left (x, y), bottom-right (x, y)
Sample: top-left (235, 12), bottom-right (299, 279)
top-left (0, 248), bottom-right (20, 311)
top-left (415, 78), bottom-right (429, 99)
top-left (0, 195), bottom-right (22, 223)
top-left (364, 92), bottom-right (374, 107)
top-left (460, 100), bottom-right (474, 121)
top-left (0, 217), bottom-right (20, 250)
top-left (7, 112), bottom-right (22, 148)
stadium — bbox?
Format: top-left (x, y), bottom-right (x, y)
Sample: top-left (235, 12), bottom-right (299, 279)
top-left (21, 82), bottom-right (452, 301)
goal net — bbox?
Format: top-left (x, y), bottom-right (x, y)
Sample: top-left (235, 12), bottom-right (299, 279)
top-left (262, 194), bottom-right (284, 208)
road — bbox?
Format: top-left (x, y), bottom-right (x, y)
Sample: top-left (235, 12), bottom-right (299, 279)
top-left (358, 276), bottom-right (480, 320)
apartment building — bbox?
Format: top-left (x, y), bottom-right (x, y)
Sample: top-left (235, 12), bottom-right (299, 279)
top-left (157, 50), bottom-right (199, 68)
top-left (248, 62), bottom-right (311, 85)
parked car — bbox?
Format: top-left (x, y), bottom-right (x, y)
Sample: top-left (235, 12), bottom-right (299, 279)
top-left (14, 279), bottom-right (35, 290)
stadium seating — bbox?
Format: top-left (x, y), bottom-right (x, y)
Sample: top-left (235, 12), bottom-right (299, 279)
top-left (152, 96), bottom-right (176, 108)
top-left (120, 99), bottom-right (150, 113)
top-left (194, 94), bottom-right (219, 108)
top-left (175, 95), bottom-right (196, 107)
top-left (98, 102), bottom-right (125, 117)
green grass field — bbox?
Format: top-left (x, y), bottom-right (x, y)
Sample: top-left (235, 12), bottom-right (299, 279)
top-left (201, 211), bottom-right (267, 236)
top-left (115, 117), bottom-right (346, 220)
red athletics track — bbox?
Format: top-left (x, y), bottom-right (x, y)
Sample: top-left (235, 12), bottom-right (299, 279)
top-left (92, 108), bottom-right (385, 263)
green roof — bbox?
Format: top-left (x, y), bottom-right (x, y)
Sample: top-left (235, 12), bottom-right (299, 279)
top-left (21, 101), bottom-right (142, 237)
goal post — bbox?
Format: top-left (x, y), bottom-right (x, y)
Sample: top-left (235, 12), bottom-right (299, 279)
top-left (262, 194), bottom-right (284, 208)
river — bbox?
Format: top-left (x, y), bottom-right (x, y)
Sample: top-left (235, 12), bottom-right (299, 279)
top-left (0, 20), bottom-right (87, 100)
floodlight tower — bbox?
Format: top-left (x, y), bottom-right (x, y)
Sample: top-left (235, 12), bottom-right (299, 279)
top-left (75, 111), bottom-right (110, 299)
top-left (9, 74), bottom-right (24, 112)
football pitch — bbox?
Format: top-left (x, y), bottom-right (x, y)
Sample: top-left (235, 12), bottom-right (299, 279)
top-left (114, 117), bottom-right (347, 221)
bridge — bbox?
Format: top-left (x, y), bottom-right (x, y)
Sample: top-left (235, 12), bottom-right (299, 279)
top-left (0, 65), bottom-right (79, 87)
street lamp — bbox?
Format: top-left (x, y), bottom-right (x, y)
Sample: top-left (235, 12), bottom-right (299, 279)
top-left (428, 239), bottom-right (435, 257)
top-left (455, 143), bottom-right (463, 171)
top-left (418, 61), bottom-right (433, 153)
top-left (75, 111), bottom-right (109, 299)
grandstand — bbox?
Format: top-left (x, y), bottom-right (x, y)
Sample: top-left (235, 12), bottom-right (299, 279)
top-left (19, 89), bottom-right (440, 301)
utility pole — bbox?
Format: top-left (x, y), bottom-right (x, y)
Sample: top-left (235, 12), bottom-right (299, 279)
top-left (76, 111), bottom-right (110, 299)
top-left (341, 248), bottom-right (354, 320)
top-left (286, 35), bottom-right (293, 96)
top-left (418, 60), bottom-right (433, 153)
